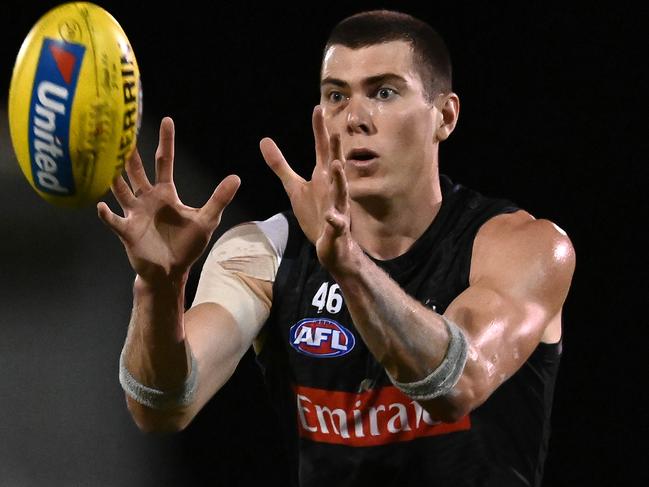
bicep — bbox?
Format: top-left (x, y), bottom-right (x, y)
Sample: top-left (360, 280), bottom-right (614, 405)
top-left (441, 216), bottom-right (575, 407)
top-left (444, 282), bottom-right (551, 404)
top-left (183, 301), bottom-right (258, 413)
top-left (187, 270), bottom-right (274, 370)
top-left (182, 270), bottom-right (273, 414)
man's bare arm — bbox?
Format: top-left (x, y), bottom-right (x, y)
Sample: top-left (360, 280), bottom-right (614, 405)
top-left (324, 202), bottom-right (575, 421)
top-left (98, 117), bottom-right (259, 432)
top-left (124, 279), bottom-right (270, 432)
top-left (314, 162), bottom-right (574, 421)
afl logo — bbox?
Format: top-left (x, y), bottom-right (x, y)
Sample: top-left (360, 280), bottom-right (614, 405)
top-left (290, 318), bottom-right (355, 358)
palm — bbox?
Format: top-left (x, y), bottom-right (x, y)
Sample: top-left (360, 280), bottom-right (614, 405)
top-left (121, 187), bottom-right (207, 278)
top-left (98, 118), bottom-right (240, 283)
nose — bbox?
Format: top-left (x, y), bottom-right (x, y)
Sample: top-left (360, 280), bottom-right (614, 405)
top-left (346, 97), bottom-right (374, 135)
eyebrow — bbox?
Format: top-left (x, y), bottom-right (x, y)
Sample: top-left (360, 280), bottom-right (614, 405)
top-left (320, 73), bottom-right (408, 89)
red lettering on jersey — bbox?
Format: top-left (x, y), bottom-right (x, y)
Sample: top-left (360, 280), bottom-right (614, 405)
top-left (294, 385), bottom-right (471, 447)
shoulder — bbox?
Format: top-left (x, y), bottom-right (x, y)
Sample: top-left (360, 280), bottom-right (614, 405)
top-left (471, 210), bottom-right (575, 300)
top-left (210, 212), bottom-right (289, 260)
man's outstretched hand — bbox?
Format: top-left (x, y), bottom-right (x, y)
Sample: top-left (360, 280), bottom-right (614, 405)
top-left (260, 105), bottom-right (344, 244)
top-left (98, 117), bottom-right (240, 284)
top-left (260, 106), bottom-right (359, 276)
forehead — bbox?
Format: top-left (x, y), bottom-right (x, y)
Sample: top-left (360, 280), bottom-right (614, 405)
top-left (321, 41), bottom-right (417, 83)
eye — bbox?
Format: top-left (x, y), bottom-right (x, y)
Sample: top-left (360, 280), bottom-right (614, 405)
top-left (376, 87), bottom-right (396, 100)
top-left (327, 91), bottom-right (346, 104)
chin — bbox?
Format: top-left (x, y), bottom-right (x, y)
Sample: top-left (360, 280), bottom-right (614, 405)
top-left (348, 178), bottom-right (392, 205)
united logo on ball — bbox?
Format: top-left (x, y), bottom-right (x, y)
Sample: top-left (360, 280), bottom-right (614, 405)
top-left (8, 2), bottom-right (142, 208)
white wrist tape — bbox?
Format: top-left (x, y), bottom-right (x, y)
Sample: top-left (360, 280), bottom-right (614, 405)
top-left (119, 348), bottom-right (198, 410)
top-left (389, 316), bottom-right (468, 401)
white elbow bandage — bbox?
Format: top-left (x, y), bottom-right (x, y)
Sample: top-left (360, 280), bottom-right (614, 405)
top-left (118, 348), bottom-right (199, 410)
top-left (388, 316), bottom-right (468, 401)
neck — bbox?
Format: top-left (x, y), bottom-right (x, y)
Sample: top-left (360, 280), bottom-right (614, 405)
top-left (350, 176), bottom-right (443, 260)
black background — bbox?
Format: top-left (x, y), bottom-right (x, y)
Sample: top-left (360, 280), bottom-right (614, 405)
top-left (0, 1), bottom-right (646, 485)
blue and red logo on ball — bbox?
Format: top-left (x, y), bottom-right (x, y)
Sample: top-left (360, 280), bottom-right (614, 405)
top-left (289, 318), bottom-right (356, 358)
top-left (28, 38), bottom-right (85, 195)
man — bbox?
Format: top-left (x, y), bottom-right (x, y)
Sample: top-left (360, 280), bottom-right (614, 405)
top-left (98, 10), bottom-right (575, 486)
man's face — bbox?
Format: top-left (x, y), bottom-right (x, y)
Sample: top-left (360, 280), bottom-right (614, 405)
top-left (320, 40), bottom-right (439, 202)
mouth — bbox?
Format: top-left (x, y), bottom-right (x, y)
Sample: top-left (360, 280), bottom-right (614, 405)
top-left (345, 148), bottom-right (379, 164)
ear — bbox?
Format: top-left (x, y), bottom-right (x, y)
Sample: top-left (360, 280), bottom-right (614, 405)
top-left (434, 93), bottom-right (460, 142)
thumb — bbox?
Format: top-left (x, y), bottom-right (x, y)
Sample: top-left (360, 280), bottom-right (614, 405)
top-left (201, 174), bottom-right (241, 224)
top-left (260, 137), bottom-right (303, 195)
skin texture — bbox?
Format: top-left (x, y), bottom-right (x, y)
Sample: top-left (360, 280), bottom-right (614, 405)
top-left (100, 40), bottom-right (574, 430)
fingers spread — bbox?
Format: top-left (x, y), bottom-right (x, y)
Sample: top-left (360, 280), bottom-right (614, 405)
top-left (201, 175), bottom-right (241, 224)
top-left (155, 117), bottom-right (175, 184)
top-left (126, 148), bottom-right (152, 195)
top-left (312, 105), bottom-right (330, 168)
top-left (97, 202), bottom-right (128, 240)
top-left (259, 137), bottom-right (303, 194)
top-left (330, 133), bottom-right (344, 165)
top-left (111, 174), bottom-right (136, 210)
top-left (330, 160), bottom-right (349, 214)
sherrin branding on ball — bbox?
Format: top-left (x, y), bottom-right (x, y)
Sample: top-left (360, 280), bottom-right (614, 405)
top-left (8, 2), bottom-right (142, 208)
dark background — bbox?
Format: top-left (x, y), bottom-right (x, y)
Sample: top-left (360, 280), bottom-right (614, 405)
top-left (0, 1), bottom-right (646, 485)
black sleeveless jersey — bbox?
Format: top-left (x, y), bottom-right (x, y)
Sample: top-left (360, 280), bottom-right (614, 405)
top-left (256, 175), bottom-right (562, 487)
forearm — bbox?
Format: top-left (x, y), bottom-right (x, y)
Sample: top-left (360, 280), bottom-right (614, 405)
top-left (330, 246), bottom-right (451, 384)
top-left (122, 270), bottom-right (269, 432)
top-left (122, 275), bottom-right (191, 393)
top-left (329, 250), bottom-right (478, 422)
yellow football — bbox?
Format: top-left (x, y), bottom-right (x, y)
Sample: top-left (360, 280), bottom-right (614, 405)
top-left (8, 2), bottom-right (142, 208)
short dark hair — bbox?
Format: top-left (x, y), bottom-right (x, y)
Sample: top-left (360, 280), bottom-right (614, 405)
top-left (323, 10), bottom-right (452, 102)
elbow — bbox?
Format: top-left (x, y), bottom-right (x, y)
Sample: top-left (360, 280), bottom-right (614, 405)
top-left (424, 364), bottom-right (495, 423)
top-left (131, 415), bottom-right (191, 434)
top-left (423, 399), bottom-right (472, 424)
top-left (126, 396), bottom-right (194, 433)
top-left (437, 400), bottom-right (473, 423)
top-left (420, 387), bottom-right (481, 424)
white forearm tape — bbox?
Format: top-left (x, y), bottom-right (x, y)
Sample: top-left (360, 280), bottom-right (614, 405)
top-left (389, 316), bottom-right (468, 401)
top-left (119, 348), bottom-right (198, 410)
